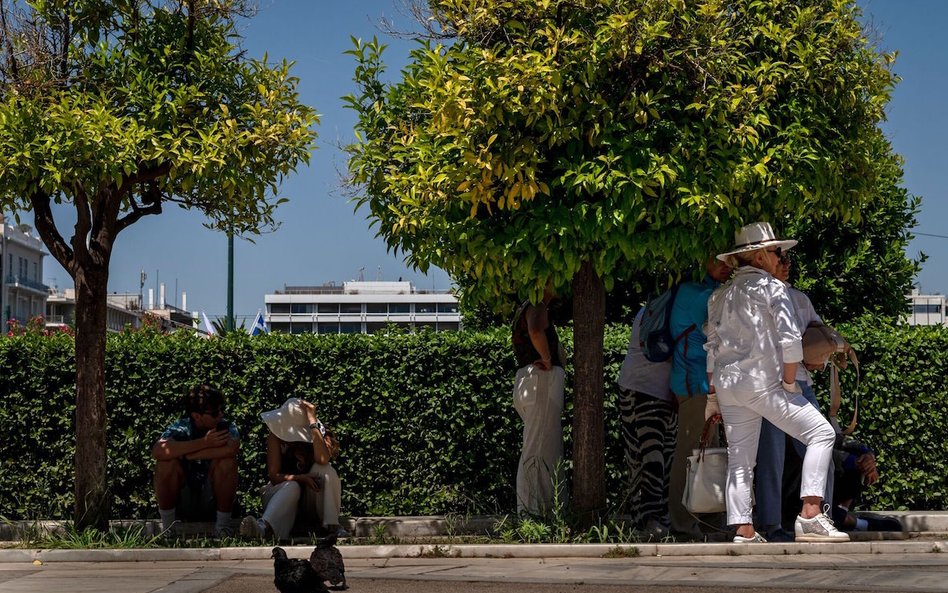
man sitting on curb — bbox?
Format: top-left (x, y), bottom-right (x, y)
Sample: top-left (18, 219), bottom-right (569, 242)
top-left (151, 384), bottom-right (240, 537)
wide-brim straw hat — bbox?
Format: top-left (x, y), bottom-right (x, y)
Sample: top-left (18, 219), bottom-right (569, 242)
top-left (260, 397), bottom-right (313, 443)
top-left (716, 222), bottom-right (798, 262)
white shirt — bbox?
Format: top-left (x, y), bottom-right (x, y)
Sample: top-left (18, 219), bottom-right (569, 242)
top-left (618, 308), bottom-right (673, 402)
top-left (704, 266), bottom-right (804, 393)
top-left (786, 284), bottom-right (823, 384)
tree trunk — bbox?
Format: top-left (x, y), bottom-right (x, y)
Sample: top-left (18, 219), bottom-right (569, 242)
top-left (570, 259), bottom-right (606, 523)
top-left (73, 265), bottom-right (111, 531)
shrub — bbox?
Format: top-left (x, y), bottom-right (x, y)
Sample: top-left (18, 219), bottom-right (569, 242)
top-left (0, 319), bottom-right (944, 519)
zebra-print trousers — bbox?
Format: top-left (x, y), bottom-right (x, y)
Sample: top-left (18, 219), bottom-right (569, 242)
top-left (619, 388), bottom-right (678, 526)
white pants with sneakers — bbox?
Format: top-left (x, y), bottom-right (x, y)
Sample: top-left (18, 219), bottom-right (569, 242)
top-left (717, 384), bottom-right (836, 526)
top-left (260, 462), bottom-right (341, 540)
top-left (513, 364), bottom-right (565, 516)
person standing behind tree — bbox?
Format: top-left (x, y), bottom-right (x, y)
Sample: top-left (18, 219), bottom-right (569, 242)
top-left (617, 307), bottom-right (675, 537)
top-left (667, 256), bottom-right (733, 537)
top-left (511, 284), bottom-right (566, 516)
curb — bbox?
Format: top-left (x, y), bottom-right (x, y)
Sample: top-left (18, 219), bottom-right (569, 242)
top-left (2, 539), bottom-right (946, 563)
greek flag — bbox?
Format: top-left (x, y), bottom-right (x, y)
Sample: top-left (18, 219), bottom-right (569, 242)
top-left (250, 309), bottom-right (268, 336)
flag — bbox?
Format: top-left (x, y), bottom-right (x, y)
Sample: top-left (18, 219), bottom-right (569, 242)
top-left (201, 312), bottom-right (216, 336)
top-left (250, 309), bottom-right (268, 336)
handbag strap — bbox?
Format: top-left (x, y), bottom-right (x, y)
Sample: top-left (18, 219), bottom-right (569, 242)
top-left (697, 416), bottom-right (725, 453)
top-left (828, 349), bottom-right (859, 435)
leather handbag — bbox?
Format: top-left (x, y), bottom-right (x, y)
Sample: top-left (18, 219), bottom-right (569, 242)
top-left (802, 322), bottom-right (860, 435)
top-left (682, 418), bottom-right (727, 514)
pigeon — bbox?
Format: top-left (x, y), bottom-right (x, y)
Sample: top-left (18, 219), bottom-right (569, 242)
top-left (272, 546), bottom-right (328, 593)
top-left (309, 533), bottom-right (347, 590)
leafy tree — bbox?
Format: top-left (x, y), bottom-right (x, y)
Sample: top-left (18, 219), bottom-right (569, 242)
top-left (788, 133), bottom-right (922, 322)
top-left (345, 0), bottom-right (897, 517)
top-left (0, 0), bottom-right (316, 529)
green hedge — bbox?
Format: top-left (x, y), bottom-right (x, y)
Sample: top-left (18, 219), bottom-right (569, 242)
top-left (0, 319), bottom-right (945, 520)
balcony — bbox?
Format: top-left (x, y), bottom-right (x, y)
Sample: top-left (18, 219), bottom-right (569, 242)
top-left (5, 275), bottom-right (50, 295)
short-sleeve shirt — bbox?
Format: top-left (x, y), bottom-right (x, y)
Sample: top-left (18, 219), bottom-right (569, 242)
top-left (159, 417), bottom-right (240, 480)
top-left (512, 300), bottom-right (562, 368)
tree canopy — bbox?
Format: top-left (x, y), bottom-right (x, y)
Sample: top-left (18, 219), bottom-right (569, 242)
top-left (346, 0), bottom-right (901, 515)
top-left (0, 0), bottom-right (316, 528)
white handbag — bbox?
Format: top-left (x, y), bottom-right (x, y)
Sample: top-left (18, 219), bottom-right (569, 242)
top-left (681, 418), bottom-right (727, 514)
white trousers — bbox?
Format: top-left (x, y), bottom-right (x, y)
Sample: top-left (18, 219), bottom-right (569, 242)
top-left (513, 364), bottom-right (565, 516)
top-left (717, 384), bottom-right (836, 526)
top-left (260, 463), bottom-right (341, 540)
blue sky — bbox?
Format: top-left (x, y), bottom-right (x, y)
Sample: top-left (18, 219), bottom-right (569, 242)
top-left (37, 0), bottom-right (947, 322)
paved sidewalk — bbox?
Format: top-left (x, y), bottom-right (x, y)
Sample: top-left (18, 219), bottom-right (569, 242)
top-left (4, 552), bottom-right (948, 593)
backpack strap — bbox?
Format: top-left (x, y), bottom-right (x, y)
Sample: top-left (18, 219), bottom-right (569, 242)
top-left (828, 349), bottom-right (859, 435)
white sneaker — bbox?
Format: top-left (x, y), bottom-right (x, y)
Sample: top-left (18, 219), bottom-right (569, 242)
top-left (794, 510), bottom-right (850, 542)
top-left (733, 532), bottom-right (767, 543)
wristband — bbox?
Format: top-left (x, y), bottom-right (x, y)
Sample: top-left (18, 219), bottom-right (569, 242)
top-left (309, 420), bottom-right (327, 437)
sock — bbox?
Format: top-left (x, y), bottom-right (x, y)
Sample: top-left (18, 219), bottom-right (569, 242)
top-left (216, 511), bottom-right (231, 532)
top-left (855, 518), bottom-right (869, 531)
top-left (159, 508), bottom-right (176, 531)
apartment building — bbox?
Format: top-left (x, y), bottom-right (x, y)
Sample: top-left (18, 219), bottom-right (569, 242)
top-left (265, 281), bottom-right (460, 334)
top-left (0, 216), bottom-right (48, 328)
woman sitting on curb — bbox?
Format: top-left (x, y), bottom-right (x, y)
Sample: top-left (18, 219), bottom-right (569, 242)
top-left (240, 397), bottom-right (345, 540)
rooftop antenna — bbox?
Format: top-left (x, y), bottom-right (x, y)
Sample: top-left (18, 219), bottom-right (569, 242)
top-left (139, 269), bottom-right (147, 310)
top-left (376, 265), bottom-right (382, 281)
top-left (358, 267), bottom-right (365, 282)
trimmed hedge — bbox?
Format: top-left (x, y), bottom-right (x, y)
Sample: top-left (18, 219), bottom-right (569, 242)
top-left (0, 319), bottom-right (945, 520)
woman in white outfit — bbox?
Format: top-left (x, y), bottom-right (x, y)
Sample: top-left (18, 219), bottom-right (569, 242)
top-left (703, 222), bottom-right (848, 543)
top-left (240, 398), bottom-right (343, 540)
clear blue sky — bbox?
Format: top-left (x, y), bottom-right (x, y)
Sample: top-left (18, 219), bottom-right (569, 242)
top-left (37, 0), bottom-right (947, 322)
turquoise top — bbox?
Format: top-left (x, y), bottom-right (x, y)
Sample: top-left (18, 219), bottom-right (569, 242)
top-left (669, 275), bottom-right (720, 397)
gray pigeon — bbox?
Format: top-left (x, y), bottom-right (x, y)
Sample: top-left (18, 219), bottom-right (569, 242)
top-left (309, 534), bottom-right (347, 590)
top-left (272, 546), bottom-right (327, 593)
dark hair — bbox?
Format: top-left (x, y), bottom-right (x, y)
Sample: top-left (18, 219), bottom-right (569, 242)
top-left (184, 384), bottom-right (224, 415)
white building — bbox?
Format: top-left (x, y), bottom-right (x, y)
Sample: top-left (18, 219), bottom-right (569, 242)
top-left (0, 216), bottom-right (48, 329)
top-left (907, 289), bottom-right (947, 326)
top-left (46, 285), bottom-right (199, 333)
top-left (265, 281), bottom-right (461, 334)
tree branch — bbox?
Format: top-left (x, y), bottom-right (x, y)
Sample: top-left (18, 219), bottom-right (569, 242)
top-left (115, 183), bottom-right (163, 233)
top-left (30, 190), bottom-right (75, 275)
top-left (71, 180), bottom-right (93, 266)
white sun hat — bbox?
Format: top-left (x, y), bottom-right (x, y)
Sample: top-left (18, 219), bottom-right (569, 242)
top-left (260, 397), bottom-right (313, 443)
top-left (716, 221), bottom-right (798, 262)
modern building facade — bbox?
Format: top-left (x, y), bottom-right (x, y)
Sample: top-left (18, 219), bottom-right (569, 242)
top-left (265, 281), bottom-right (460, 334)
top-left (907, 289), bottom-right (947, 326)
top-left (0, 216), bottom-right (48, 329)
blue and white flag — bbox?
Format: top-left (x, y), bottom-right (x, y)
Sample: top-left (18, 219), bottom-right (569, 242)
top-left (250, 309), bottom-right (268, 336)
top-left (201, 312), bottom-right (216, 337)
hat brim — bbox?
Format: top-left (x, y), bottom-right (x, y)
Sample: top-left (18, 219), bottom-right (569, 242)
top-left (716, 239), bottom-right (798, 262)
top-left (260, 398), bottom-right (313, 443)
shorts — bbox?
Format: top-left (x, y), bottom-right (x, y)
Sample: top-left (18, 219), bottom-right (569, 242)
top-left (176, 461), bottom-right (216, 520)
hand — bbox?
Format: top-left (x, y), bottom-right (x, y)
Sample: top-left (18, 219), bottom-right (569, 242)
top-left (782, 380), bottom-right (802, 394)
top-left (202, 428), bottom-right (230, 448)
top-left (705, 395), bottom-right (721, 422)
top-left (856, 453), bottom-right (878, 484)
top-left (292, 474), bottom-right (322, 491)
top-left (533, 358), bottom-right (551, 371)
top-left (299, 399), bottom-right (317, 423)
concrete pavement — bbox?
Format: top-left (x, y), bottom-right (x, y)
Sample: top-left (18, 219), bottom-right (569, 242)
top-left (3, 541), bottom-right (948, 593)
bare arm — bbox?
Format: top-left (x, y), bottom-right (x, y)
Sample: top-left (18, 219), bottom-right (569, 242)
top-left (266, 432), bottom-right (322, 490)
top-left (525, 303), bottom-right (552, 370)
top-left (150, 428), bottom-right (230, 461)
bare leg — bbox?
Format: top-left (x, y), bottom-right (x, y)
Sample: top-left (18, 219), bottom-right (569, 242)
top-left (154, 459), bottom-right (184, 510)
top-left (209, 456), bottom-right (238, 513)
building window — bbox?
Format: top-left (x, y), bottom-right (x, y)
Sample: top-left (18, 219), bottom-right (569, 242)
top-left (416, 303), bottom-right (436, 314)
top-left (317, 303), bottom-right (339, 314)
top-left (339, 322), bottom-right (362, 334)
top-left (290, 322), bottom-right (312, 334)
top-left (269, 322), bottom-right (291, 333)
top-left (316, 322), bottom-right (338, 334)
top-left (389, 303), bottom-right (411, 314)
top-left (437, 302), bottom-right (459, 314)
top-left (366, 303), bottom-right (387, 315)
top-left (340, 303), bottom-right (362, 314)
top-left (269, 304), bottom-right (291, 314)
top-left (291, 303), bottom-right (313, 314)
top-left (913, 304), bottom-right (943, 314)
top-left (32, 262), bottom-right (38, 281)
top-left (438, 322), bottom-right (460, 331)
top-left (414, 322), bottom-right (437, 331)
